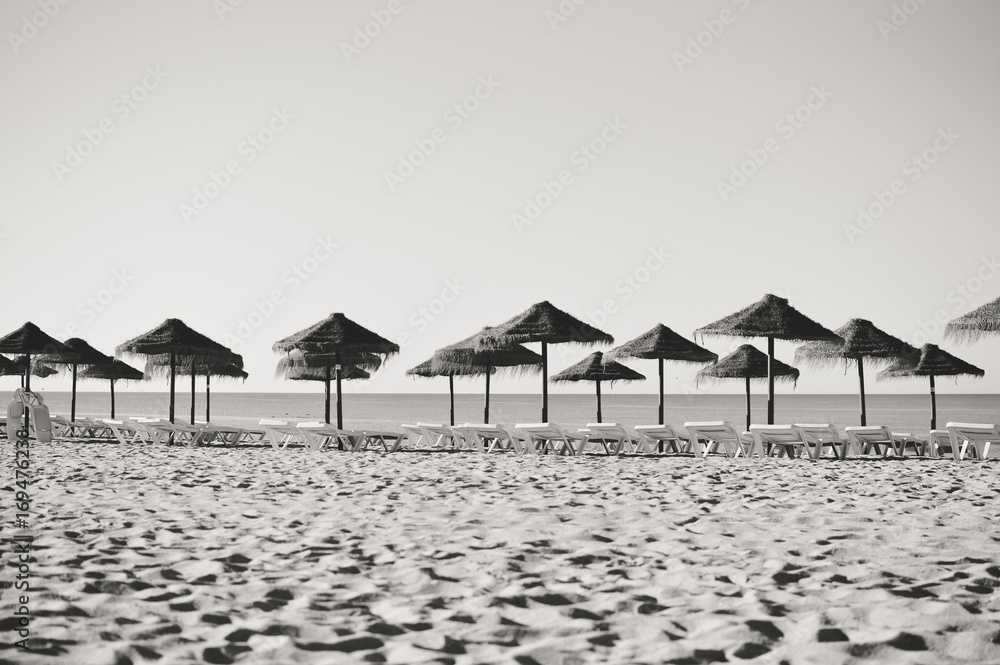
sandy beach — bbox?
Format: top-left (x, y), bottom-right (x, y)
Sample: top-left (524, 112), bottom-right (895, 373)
top-left (3, 441), bottom-right (1000, 665)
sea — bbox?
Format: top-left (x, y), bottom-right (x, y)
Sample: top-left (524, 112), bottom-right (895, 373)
top-left (26, 391), bottom-right (999, 435)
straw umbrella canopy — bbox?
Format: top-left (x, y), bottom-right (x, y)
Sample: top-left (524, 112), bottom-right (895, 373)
top-left (432, 328), bottom-right (543, 423)
top-left (476, 301), bottom-right (613, 422)
top-left (694, 294), bottom-right (840, 424)
top-left (116, 319), bottom-right (236, 423)
top-left (33, 338), bottom-right (113, 422)
top-left (25, 361), bottom-right (59, 379)
top-left (945, 295), bottom-right (1000, 343)
top-left (606, 324), bottom-right (718, 425)
top-left (696, 344), bottom-right (800, 431)
top-left (550, 351), bottom-right (644, 423)
top-left (0, 322), bottom-right (79, 392)
top-left (145, 354), bottom-right (247, 423)
top-left (275, 349), bottom-right (382, 425)
top-left (877, 344), bottom-right (984, 430)
top-left (795, 319), bottom-right (918, 426)
top-left (273, 313), bottom-right (399, 427)
top-left (406, 358), bottom-right (494, 426)
top-left (0, 354), bottom-right (22, 380)
top-left (78, 359), bottom-right (144, 419)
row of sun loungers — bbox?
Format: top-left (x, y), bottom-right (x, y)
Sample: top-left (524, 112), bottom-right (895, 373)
top-left (6, 414), bottom-right (997, 460)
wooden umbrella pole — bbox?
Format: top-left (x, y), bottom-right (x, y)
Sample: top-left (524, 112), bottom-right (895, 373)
top-left (767, 336), bottom-right (775, 425)
top-left (929, 374), bottom-right (937, 431)
top-left (190, 369), bottom-right (196, 424)
top-left (336, 350), bottom-right (343, 430)
top-left (484, 366), bottom-right (491, 424)
top-left (110, 379), bottom-right (116, 419)
top-left (658, 358), bottom-right (664, 425)
top-left (541, 342), bottom-right (548, 422)
top-left (169, 351), bottom-right (176, 423)
top-left (449, 375), bottom-right (455, 426)
top-left (857, 358), bottom-right (867, 426)
top-left (745, 375), bottom-right (751, 432)
top-left (324, 365), bottom-right (331, 425)
top-left (206, 374), bottom-right (211, 423)
top-left (596, 380), bottom-right (602, 424)
top-left (71, 363), bottom-right (78, 422)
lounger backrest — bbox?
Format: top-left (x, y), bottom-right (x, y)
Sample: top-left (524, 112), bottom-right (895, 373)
top-left (946, 423), bottom-right (1000, 442)
top-left (685, 421), bottom-right (739, 442)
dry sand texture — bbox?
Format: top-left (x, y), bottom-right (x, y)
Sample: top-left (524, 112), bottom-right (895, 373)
top-left (2, 443), bottom-right (1000, 664)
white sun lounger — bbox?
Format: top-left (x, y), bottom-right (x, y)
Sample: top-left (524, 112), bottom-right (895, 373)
top-left (295, 422), bottom-right (358, 451)
top-left (515, 423), bottom-right (588, 456)
top-left (684, 421), bottom-right (751, 458)
top-left (416, 423), bottom-right (469, 450)
top-left (581, 423), bottom-right (638, 455)
top-left (793, 424), bottom-right (847, 460)
top-left (259, 419), bottom-right (312, 451)
top-left (945, 422), bottom-right (1000, 461)
top-left (633, 425), bottom-right (690, 454)
top-left (101, 419), bottom-right (143, 445)
top-left (458, 424), bottom-right (526, 454)
top-left (747, 425), bottom-right (812, 459)
top-left (844, 426), bottom-right (927, 457)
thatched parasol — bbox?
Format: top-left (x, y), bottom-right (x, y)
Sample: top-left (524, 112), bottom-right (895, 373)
top-left (25, 360), bottom-right (59, 379)
top-left (0, 322), bottom-right (79, 392)
top-left (34, 337), bottom-right (113, 422)
top-left (476, 301), bottom-right (613, 422)
top-left (0, 354), bottom-right (22, 379)
top-left (695, 294), bottom-right (839, 424)
top-left (696, 344), bottom-right (799, 430)
top-left (945, 295), bottom-right (1000, 343)
top-left (432, 328), bottom-right (542, 423)
top-left (551, 351), bottom-right (645, 423)
top-left (606, 324), bottom-right (718, 425)
top-left (406, 358), bottom-right (494, 426)
top-left (78, 359), bottom-right (145, 419)
top-left (273, 313), bottom-right (399, 427)
top-left (877, 344), bottom-right (984, 430)
top-left (795, 319), bottom-right (918, 426)
top-left (145, 354), bottom-right (247, 423)
top-left (284, 365), bottom-right (370, 381)
top-left (117, 319), bottom-right (236, 423)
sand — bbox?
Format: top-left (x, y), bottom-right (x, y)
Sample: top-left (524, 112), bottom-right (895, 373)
top-left (2, 441), bottom-right (1000, 665)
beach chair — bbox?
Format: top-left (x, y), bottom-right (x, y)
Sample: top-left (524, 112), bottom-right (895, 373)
top-left (927, 429), bottom-right (953, 458)
top-left (399, 424), bottom-right (429, 450)
top-left (844, 426), bottom-right (926, 457)
top-left (793, 424), bottom-right (847, 460)
top-left (7, 390), bottom-right (54, 443)
top-left (416, 423), bottom-right (469, 450)
top-left (945, 422), bottom-right (1000, 461)
top-left (582, 423), bottom-right (639, 455)
top-left (633, 425), bottom-right (690, 454)
top-left (747, 425), bottom-right (813, 458)
top-left (128, 417), bottom-right (172, 444)
top-left (0, 417), bottom-right (6, 438)
top-left (101, 419), bottom-right (143, 445)
top-left (259, 419), bottom-right (314, 450)
top-left (351, 429), bottom-right (407, 452)
top-left (146, 419), bottom-right (207, 446)
top-left (459, 424), bottom-right (526, 454)
top-left (515, 423), bottom-right (588, 456)
top-left (683, 421), bottom-right (751, 458)
top-left (191, 421), bottom-right (248, 446)
top-left (296, 422), bottom-right (358, 452)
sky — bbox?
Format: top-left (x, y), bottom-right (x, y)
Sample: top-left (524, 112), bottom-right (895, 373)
top-left (2, 0), bottom-right (999, 398)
